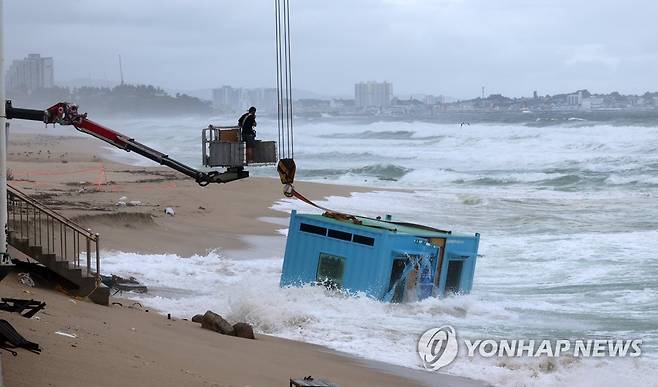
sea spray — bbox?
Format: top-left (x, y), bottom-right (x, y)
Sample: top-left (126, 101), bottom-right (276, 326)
top-left (102, 249), bottom-right (658, 387)
top-left (98, 117), bottom-right (658, 386)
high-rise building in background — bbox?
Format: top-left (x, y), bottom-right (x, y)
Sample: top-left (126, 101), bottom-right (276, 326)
top-left (212, 86), bottom-right (242, 110)
top-left (424, 95), bottom-right (445, 105)
top-left (566, 91), bottom-right (583, 106)
top-left (5, 54), bottom-right (54, 92)
top-left (212, 86), bottom-right (277, 113)
top-left (355, 81), bottom-right (392, 107)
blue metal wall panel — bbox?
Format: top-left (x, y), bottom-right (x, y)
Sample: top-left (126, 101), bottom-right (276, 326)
top-left (280, 211), bottom-right (480, 301)
top-left (281, 211), bottom-right (390, 298)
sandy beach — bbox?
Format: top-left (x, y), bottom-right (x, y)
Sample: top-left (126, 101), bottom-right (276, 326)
top-left (5, 131), bottom-right (368, 256)
top-left (0, 127), bottom-right (486, 387)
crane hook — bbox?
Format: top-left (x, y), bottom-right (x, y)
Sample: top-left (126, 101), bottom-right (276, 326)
top-left (277, 158), bottom-right (296, 198)
top-left (277, 158), bottom-right (296, 185)
top-left (283, 184), bottom-right (294, 198)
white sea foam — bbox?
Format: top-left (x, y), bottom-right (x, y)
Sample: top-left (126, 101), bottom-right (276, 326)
top-left (102, 248), bottom-right (658, 387)
top-left (98, 117), bottom-right (658, 190)
top-left (97, 118), bottom-right (658, 386)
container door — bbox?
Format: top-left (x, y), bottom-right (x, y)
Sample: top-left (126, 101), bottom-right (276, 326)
top-left (388, 258), bottom-right (409, 303)
top-left (428, 238), bottom-right (446, 289)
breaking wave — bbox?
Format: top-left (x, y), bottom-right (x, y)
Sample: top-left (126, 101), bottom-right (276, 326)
top-left (299, 163), bottom-right (412, 181)
top-left (319, 129), bottom-right (444, 141)
top-left (320, 130), bottom-right (417, 139)
top-left (102, 244), bottom-right (658, 387)
top-left (295, 151), bottom-right (415, 162)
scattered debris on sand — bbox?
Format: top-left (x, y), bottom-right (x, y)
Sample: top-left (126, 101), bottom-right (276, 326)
top-left (101, 275), bottom-right (148, 295)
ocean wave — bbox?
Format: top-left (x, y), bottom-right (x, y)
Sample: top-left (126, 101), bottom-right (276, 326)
top-left (446, 170), bottom-right (658, 190)
top-left (295, 151), bottom-right (415, 161)
top-left (314, 164), bottom-right (658, 191)
top-left (458, 194), bottom-right (485, 205)
top-left (102, 248), bottom-right (658, 387)
top-left (299, 163), bottom-right (413, 181)
top-left (507, 133), bottom-right (542, 141)
top-left (537, 174), bottom-right (585, 187)
top-left (448, 172), bottom-right (566, 187)
top-left (299, 151), bottom-right (377, 159)
top-left (320, 130), bottom-right (416, 139)
top-left (319, 129), bottom-right (445, 141)
top-left (605, 174), bottom-right (658, 186)
top-left (453, 177), bottom-right (516, 186)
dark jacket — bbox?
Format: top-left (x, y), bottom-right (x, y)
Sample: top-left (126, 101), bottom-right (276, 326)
top-left (239, 112), bottom-right (256, 139)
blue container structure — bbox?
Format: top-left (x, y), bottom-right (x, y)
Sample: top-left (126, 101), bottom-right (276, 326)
top-left (280, 211), bottom-right (480, 302)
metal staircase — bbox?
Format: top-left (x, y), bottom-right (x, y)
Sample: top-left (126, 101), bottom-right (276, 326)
top-left (6, 184), bottom-right (109, 305)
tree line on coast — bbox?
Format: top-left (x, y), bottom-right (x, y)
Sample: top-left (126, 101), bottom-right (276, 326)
top-left (7, 84), bottom-right (211, 116)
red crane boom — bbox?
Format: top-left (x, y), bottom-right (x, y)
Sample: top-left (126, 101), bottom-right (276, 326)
top-left (5, 100), bottom-right (248, 185)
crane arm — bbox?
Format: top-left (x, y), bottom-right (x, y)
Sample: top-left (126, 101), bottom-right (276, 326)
top-left (5, 100), bottom-right (248, 186)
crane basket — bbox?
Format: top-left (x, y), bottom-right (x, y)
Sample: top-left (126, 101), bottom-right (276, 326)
top-left (202, 125), bottom-right (277, 168)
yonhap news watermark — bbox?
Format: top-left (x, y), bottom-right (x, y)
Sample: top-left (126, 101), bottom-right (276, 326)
top-left (418, 325), bottom-right (643, 371)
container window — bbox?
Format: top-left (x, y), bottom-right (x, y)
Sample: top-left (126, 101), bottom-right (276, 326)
top-left (300, 223), bottom-right (327, 236)
top-left (328, 229), bottom-right (352, 241)
top-left (352, 234), bottom-right (375, 246)
top-left (316, 253), bottom-right (345, 289)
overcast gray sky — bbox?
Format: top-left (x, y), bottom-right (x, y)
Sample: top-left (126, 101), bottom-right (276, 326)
top-left (5, 0), bottom-right (658, 99)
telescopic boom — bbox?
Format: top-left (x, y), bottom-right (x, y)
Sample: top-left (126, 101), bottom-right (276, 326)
top-left (5, 100), bottom-right (248, 186)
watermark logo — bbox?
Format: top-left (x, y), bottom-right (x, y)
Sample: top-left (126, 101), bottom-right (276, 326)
top-left (418, 326), bottom-right (642, 372)
top-left (417, 325), bottom-right (459, 371)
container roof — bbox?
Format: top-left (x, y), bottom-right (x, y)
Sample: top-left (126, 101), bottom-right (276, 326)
top-left (296, 213), bottom-right (474, 237)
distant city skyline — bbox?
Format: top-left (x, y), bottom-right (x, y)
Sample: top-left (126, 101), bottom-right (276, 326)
top-left (4, 54), bottom-right (656, 107)
top-left (6, 65), bottom-right (656, 119)
top-left (4, 53), bottom-right (658, 101)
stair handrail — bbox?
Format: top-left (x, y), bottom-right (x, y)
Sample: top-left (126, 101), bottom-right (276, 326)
top-left (7, 184), bottom-right (101, 284)
top-left (7, 184), bottom-right (97, 240)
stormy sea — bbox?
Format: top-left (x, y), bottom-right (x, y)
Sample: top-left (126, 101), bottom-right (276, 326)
top-left (101, 115), bottom-right (658, 386)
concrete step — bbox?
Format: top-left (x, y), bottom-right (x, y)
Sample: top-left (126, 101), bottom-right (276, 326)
top-left (9, 237), bottom-right (33, 259)
top-left (51, 260), bottom-right (82, 282)
top-left (28, 245), bottom-right (43, 257)
top-left (11, 237), bottom-right (29, 248)
top-left (77, 265), bottom-right (98, 280)
top-left (7, 240), bottom-right (109, 306)
top-left (40, 253), bottom-right (57, 266)
top-left (62, 261), bottom-right (97, 279)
